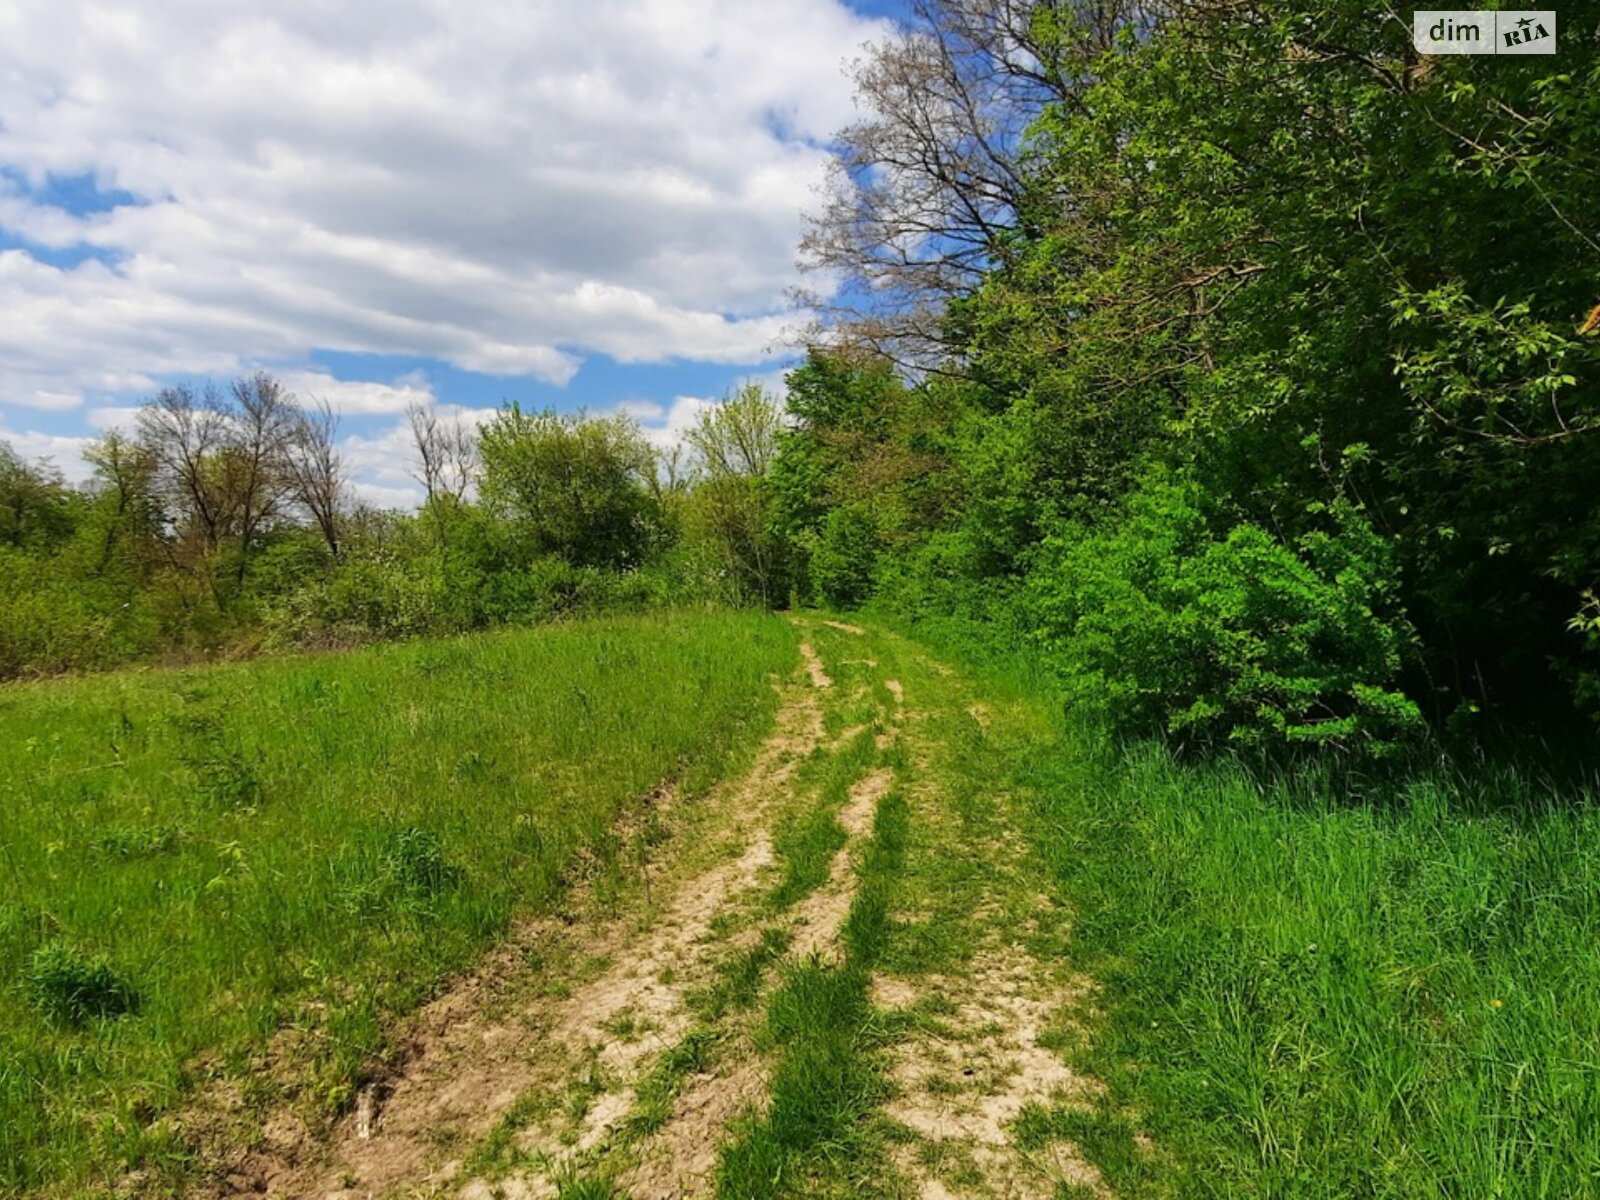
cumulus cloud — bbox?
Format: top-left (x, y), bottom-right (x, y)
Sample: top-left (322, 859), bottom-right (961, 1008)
top-left (13, 389), bottom-right (84, 411)
top-left (0, 421), bottom-right (96, 482)
top-left (278, 370), bottom-right (437, 415)
top-left (0, 0), bottom-right (885, 406)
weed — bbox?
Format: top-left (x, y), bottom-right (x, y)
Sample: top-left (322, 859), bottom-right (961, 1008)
top-left (627, 1026), bottom-right (719, 1137)
top-left (336, 825), bottom-right (464, 921)
top-left (22, 942), bottom-right (138, 1025)
top-left (91, 823), bottom-right (187, 859)
top-left (690, 926), bottom-right (790, 1020)
top-left (175, 715), bottom-right (262, 810)
top-left (552, 1167), bottom-right (620, 1199)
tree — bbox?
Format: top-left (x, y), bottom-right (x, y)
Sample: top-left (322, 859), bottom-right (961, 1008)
top-left (83, 432), bottom-right (161, 574)
top-left (284, 397), bottom-right (346, 558)
top-left (684, 386), bottom-right (787, 605)
top-left (136, 382), bottom-right (232, 554)
top-left (687, 384), bottom-right (782, 478)
top-left (224, 372), bottom-right (297, 581)
top-left (798, 0), bottom-right (1138, 368)
top-left (478, 406), bottom-right (659, 569)
top-left (133, 373), bottom-right (323, 604)
top-left (407, 401), bottom-right (477, 508)
top-left (0, 443), bottom-right (74, 550)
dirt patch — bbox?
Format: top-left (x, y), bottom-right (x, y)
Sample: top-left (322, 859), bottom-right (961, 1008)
top-left (871, 975), bottom-right (920, 1010)
top-left (206, 649), bottom-right (828, 1200)
top-left (624, 1051), bottom-right (767, 1199)
top-left (821, 619), bottom-right (867, 635)
top-left (800, 640), bottom-right (833, 689)
top-left (884, 949), bottom-right (1104, 1198)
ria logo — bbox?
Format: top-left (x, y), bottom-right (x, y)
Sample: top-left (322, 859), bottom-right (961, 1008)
top-left (1414, 9), bottom-right (1557, 53)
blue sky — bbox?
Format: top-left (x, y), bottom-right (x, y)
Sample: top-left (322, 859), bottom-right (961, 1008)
top-left (0, 0), bottom-right (906, 504)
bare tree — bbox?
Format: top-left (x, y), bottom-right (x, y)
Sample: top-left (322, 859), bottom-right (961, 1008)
top-left (284, 396), bottom-right (346, 558)
top-left (798, 0), bottom-right (1142, 368)
top-left (135, 373), bottom-right (320, 600)
top-left (137, 382), bottom-right (233, 551)
top-left (407, 401), bottom-right (477, 506)
top-left (226, 372), bottom-right (297, 577)
top-left (648, 442), bottom-right (690, 501)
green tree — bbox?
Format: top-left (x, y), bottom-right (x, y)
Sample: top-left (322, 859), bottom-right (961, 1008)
top-left (478, 406), bottom-right (661, 569)
top-left (683, 384), bottom-right (788, 606)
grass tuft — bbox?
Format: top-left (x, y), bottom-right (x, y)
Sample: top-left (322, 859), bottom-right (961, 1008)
top-left (22, 942), bottom-right (139, 1026)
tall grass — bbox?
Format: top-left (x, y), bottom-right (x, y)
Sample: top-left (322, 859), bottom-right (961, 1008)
top-left (0, 611), bottom-right (796, 1196)
top-left (1026, 740), bottom-right (1600, 1197)
top-left (889, 609), bottom-right (1600, 1196)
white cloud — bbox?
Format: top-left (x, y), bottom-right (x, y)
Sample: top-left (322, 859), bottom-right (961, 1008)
top-left (85, 405), bottom-right (142, 432)
top-left (13, 389), bottom-right (83, 411)
top-left (0, 424), bottom-right (96, 482)
top-left (609, 365), bottom-right (794, 457)
top-left (0, 0), bottom-right (885, 403)
top-left (349, 479), bottom-right (426, 510)
top-left (278, 370), bottom-right (436, 416)
top-left (620, 394), bottom-right (718, 454)
top-left (617, 399), bottom-right (668, 421)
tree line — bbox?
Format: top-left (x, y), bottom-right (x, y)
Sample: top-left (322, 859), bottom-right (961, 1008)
top-left (785, 0), bottom-right (1600, 756)
top-left (0, 378), bottom-right (793, 676)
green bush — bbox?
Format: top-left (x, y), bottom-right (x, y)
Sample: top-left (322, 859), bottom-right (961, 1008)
top-left (22, 942), bottom-right (139, 1026)
top-left (809, 505), bottom-right (879, 610)
top-left (1021, 473), bottom-right (1422, 754)
top-left (264, 551), bottom-right (453, 645)
top-left (0, 547), bottom-right (159, 677)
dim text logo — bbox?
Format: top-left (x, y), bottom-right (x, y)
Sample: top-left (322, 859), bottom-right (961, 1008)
top-left (1414, 10), bottom-right (1556, 53)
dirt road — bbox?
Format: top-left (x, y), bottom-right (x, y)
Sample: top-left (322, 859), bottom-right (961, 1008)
top-left (218, 620), bottom-right (1126, 1199)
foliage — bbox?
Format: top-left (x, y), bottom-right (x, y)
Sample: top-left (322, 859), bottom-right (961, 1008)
top-left (0, 379), bottom-right (795, 679)
top-left (21, 943), bottom-right (139, 1027)
top-left (809, 506), bottom-right (880, 611)
top-left (774, 0), bottom-right (1600, 747)
top-left (479, 405), bottom-right (661, 570)
top-left (886, 616), bottom-right (1600, 1198)
top-left (682, 385), bottom-right (793, 606)
top-left (1021, 472), bottom-right (1421, 753)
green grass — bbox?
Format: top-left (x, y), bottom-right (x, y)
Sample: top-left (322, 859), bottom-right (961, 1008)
top-left (766, 727), bottom-right (878, 913)
top-left (893, 610), bottom-right (1600, 1199)
top-left (0, 611), bottom-right (797, 1197)
top-left (1028, 742), bottom-right (1600, 1198)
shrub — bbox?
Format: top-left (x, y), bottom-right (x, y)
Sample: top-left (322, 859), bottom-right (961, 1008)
top-left (1021, 473), bottom-right (1422, 754)
top-left (264, 551), bottom-right (453, 645)
top-left (23, 942), bottom-right (139, 1025)
top-left (810, 505), bottom-right (879, 610)
top-left (0, 547), bottom-right (159, 678)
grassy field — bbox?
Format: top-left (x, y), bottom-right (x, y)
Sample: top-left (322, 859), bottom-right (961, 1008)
top-left (9, 608), bottom-right (1600, 1199)
top-left (902, 616), bottom-right (1600, 1198)
top-left (0, 611), bottom-right (797, 1196)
